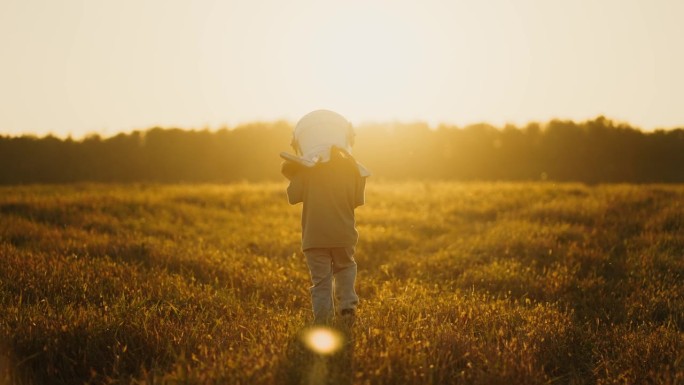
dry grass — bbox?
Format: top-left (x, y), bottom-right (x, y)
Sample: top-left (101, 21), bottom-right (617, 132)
top-left (0, 182), bottom-right (682, 384)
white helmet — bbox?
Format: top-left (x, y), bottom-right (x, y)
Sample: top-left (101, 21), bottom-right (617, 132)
top-left (292, 109), bottom-right (355, 159)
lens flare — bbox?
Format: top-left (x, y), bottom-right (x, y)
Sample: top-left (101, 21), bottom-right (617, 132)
top-left (302, 326), bottom-right (343, 355)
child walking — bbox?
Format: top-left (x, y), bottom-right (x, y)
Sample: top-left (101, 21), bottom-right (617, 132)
top-left (281, 110), bottom-right (369, 325)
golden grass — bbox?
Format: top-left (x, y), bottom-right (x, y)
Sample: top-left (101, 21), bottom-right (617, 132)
top-left (0, 182), bottom-right (682, 384)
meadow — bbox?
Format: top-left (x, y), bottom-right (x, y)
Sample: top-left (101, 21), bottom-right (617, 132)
top-left (0, 182), bottom-right (682, 384)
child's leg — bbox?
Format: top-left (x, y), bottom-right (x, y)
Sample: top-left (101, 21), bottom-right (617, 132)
top-left (332, 247), bottom-right (359, 313)
top-left (303, 248), bottom-right (334, 324)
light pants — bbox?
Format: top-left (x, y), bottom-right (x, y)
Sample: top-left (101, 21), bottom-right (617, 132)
top-left (304, 247), bottom-right (359, 324)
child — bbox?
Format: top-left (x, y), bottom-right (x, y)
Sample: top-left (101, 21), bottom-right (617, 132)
top-left (281, 110), bottom-right (369, 325)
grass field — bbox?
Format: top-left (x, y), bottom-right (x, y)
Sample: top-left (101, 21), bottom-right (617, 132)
top-left (0, 182), bottom-right (682, 384)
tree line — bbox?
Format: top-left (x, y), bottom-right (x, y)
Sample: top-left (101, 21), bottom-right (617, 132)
top-left (1, 116), bottom-right (683, 184)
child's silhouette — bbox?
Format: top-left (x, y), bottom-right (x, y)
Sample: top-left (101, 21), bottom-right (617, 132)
top-left (281, 110), bottom-right (370, 325)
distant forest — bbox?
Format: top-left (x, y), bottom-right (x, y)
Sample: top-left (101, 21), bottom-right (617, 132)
top-left (1, 116), bottom-right (683, 184)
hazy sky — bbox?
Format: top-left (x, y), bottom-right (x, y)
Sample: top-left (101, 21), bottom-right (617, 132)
top-left (1, 0), bottom-right (683, 138)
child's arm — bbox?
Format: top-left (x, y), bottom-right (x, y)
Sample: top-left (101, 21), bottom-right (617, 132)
top-left (354, 176), bottom-right (367, 208)
top-left (287, 174), bottom-right (304, 205)
top-left (281, 160), bottom-right (305, 205)
top-left (281, 160), bottom-right (302, 181)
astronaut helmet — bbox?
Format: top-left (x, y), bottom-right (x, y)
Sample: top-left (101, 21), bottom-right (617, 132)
top-left (292, 109), bottom-right (355, 160)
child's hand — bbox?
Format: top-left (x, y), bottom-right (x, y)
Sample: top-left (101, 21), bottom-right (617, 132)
top-left (281, 160), bottom-right (302, 180)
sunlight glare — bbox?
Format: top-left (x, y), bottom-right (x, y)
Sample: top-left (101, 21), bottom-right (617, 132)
top-left (303, 2), bottom-right (428, 116)
top-left (302, 327), bottom-right (343, 355)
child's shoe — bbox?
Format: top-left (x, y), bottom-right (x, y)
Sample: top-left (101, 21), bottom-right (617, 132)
top-left (339, 308), bottom-right (356, 328)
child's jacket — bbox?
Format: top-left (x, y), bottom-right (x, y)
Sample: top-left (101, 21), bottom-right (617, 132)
top-left (283, 148), bottom-right (366, 250)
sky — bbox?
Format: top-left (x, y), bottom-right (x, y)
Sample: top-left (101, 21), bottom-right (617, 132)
top-left (1, 0), bottom-right (683, 138)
